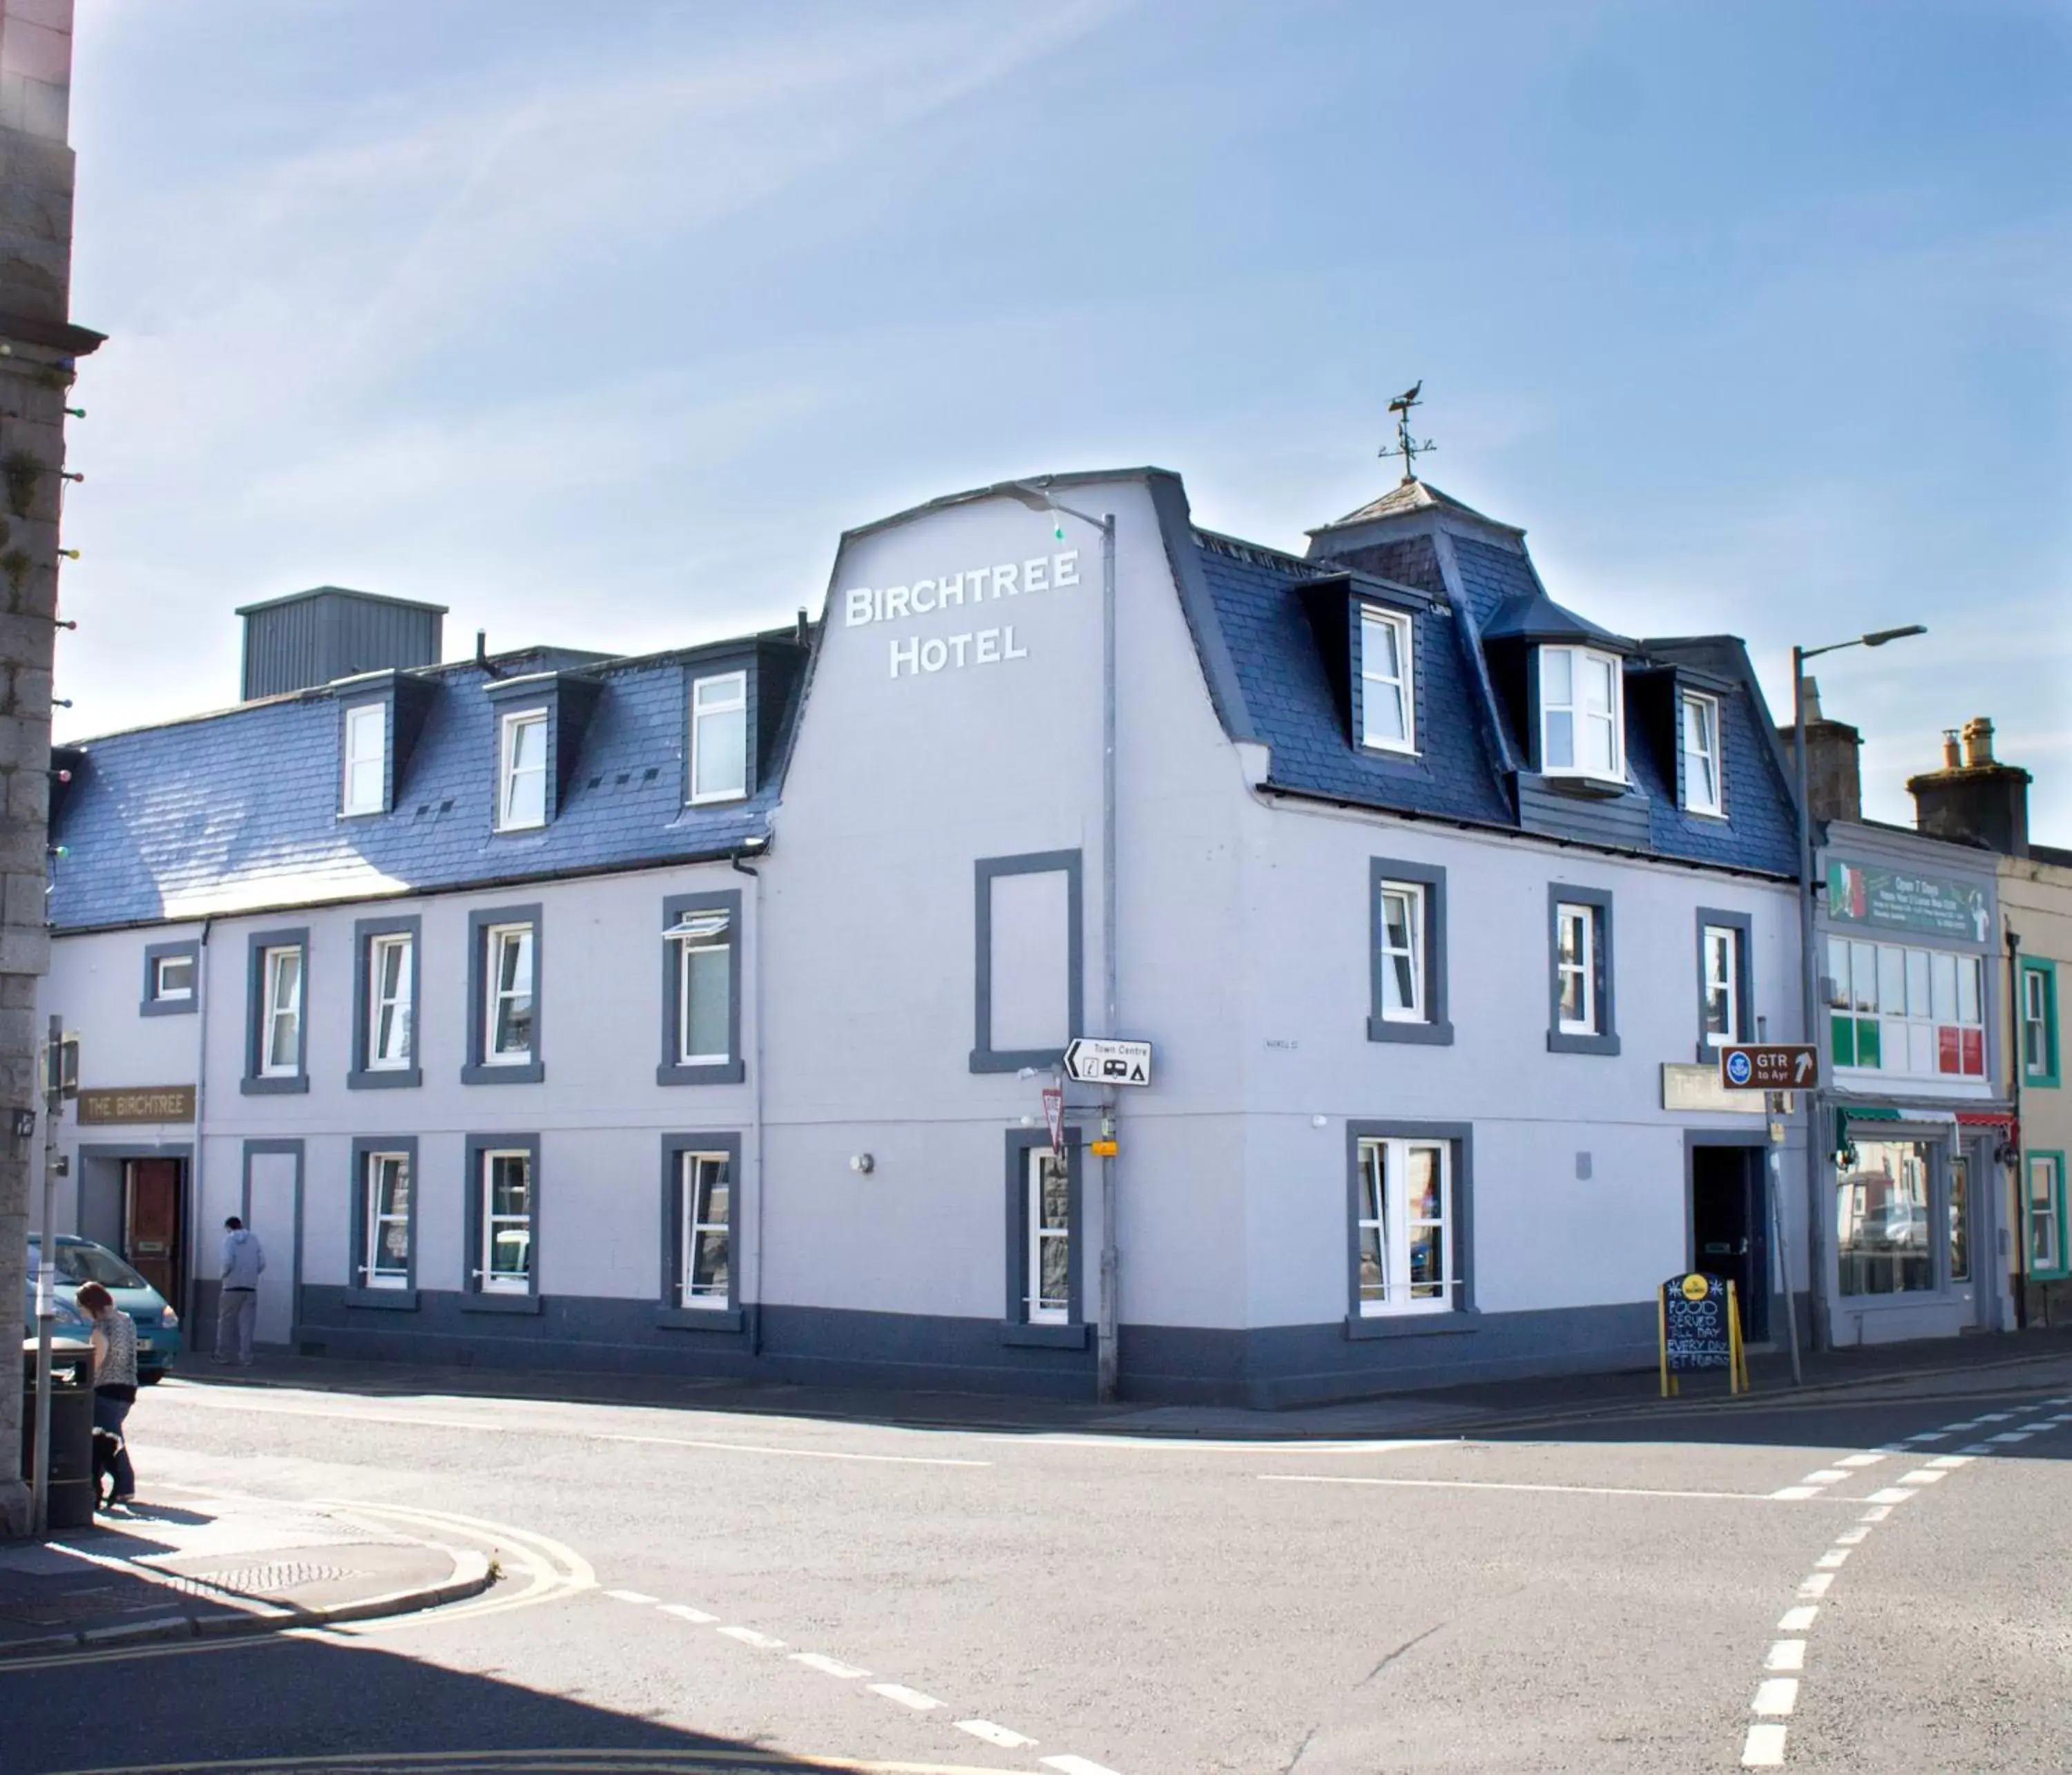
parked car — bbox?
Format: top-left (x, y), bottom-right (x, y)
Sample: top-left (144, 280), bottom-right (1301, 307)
top-left (19, 1278), bottom-right (93, 1376)
top-left (28, 1235), bottom-right (180, 1383)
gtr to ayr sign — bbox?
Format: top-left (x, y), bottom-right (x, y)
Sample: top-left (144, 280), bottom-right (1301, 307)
top-left (1719, 1045), bottom-right (1818, 1091)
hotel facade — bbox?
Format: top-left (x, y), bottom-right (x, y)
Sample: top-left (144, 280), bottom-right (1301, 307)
top-left (37, 469), bottom-right (1867, 1403)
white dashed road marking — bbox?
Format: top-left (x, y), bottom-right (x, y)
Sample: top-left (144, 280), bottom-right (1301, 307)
top-left (790, 1651), bottom-right (870, 1679)
top-left (604, 1588), bottom-right (660, 1604)
top-left (955, 1718), bottom-right (1039, 1748)
top-left (1042, 1759), bottom-right (1126, 1775)
top-left (869, 1681), bottom-right (946, 1711)
top-left (717, 1624), bottom-right (786, 1651)
top-left (658, 1603), bottom-right (718, 1624)
top-left (1752, 1678), bottom-right (1799, 1716)
top-left (1736, 1393), bottom-right (2067, 1769)
top-left (1742, 1722), bottom-right (1790, 1767)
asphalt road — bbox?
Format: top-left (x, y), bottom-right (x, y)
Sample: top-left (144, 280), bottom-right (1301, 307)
top-left (7, 1363), bottom-right (2072, 1775)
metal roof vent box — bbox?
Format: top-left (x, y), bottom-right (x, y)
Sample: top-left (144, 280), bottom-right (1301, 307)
top-left (236, 586), bottom-right (448, 701)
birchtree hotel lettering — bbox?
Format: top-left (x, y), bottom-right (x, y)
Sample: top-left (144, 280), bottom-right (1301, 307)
top-left (843, 548), bottom-right (1080, 679)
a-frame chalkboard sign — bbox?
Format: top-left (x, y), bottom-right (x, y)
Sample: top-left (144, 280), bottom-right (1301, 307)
top-left (1657, 1272), bottom-right (1748, 1397)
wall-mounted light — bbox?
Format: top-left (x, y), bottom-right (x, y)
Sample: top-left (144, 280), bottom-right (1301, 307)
top-left (56, 548), bottom-right (79, 560)
top-left (1310, 1114), bottom-right (1328, 1129)
top-left (51, 698), bottom-right (70, 708)
top-left (64, 406), bottom-right (84, 419)
top-left (848, 1153), bottom-right (874, 1176)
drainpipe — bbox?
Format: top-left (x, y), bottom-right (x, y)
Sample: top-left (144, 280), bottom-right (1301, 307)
top-left (190, 919), bottom-right (212, 1336)
top-left (731, 849), bottom-right (766, 1358)
top-left (2008, 922), bottom-right (2027, 1328)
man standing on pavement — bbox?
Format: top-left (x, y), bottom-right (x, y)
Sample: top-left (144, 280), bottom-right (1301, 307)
top-left (215, 1215), bottom-right (265, 1366)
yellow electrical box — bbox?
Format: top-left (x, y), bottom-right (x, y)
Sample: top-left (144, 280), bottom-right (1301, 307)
top-left (1089, 1138), bottom-right (1119, 1158)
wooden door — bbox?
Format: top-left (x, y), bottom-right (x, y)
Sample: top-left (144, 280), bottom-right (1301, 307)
top-left (124, 1158), bottom-right (183, 1307)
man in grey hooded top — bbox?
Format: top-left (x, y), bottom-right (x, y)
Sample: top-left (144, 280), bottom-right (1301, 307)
top-left (215, 1216), bottom-right (266, 1365)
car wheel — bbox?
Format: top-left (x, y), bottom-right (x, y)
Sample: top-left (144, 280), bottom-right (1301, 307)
top-left (138, 1370), bottom-right (165, 1385)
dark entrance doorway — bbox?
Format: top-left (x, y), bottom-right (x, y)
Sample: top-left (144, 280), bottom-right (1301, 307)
top-left (1691, 1143), bottom-right (1768, 1344)
top-left (124, 1158), bottom-right (185, 1314)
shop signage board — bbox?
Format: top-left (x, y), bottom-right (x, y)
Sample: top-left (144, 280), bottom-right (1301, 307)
top-left (1660, 1064), bottom-right (1765, 1115)
top-left (1827, 857), bottom-right (1991, 941)
top-left (1719, 1045), bottom-right (1818, 1091)
top-left (1063, 1038), bottom-right (1152, 1086)
top-left (1658, 1272), bottom-right (1748, 1396)
top-left (75, 1085), bottom-right (195, 1126)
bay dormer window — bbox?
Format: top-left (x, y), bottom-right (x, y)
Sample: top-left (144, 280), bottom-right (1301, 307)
top-left (1359, 608), bottom-right (1415, 754)
top-left (1680, 690), bottom-right (1724, 816)
top-left (1539, 646), bottom-right (1623, 781)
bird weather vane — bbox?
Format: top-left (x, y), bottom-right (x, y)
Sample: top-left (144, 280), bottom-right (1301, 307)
top-left (1379, 381), bottom-right (1435, 483)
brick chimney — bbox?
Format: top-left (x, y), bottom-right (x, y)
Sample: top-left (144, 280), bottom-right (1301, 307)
top-left (1776, 678), bottom-right (1861, 823)
top-left (1908, 716), bottom-right (2031, 858)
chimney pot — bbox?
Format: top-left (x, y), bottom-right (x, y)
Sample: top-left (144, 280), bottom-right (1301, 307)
top-left (1961, 716), bottom-right (1995, 769)
top-left (1941, 730), bottom-right (1962, 770)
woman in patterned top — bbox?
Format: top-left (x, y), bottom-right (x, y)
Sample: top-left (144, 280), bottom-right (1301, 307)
top-left (76, 1281), bottom-right (138, 1508)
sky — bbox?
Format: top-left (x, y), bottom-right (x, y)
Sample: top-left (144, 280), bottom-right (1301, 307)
top-left (60, 0), bottom-right (2072, 836)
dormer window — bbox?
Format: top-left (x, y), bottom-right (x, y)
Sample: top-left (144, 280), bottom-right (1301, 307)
top-left (498, 709), bottom-right (548, 830)
top-left (689, 671), bottom-right (748, 804)
top-left (1359, 608), bottom-right (1414, 754)
top-left (341, 703), bottom-right (387, 816)
top-left (1540, 646), bottom-right (1622, 780)
top-left (1680, 691), bottom-right (1723, 816)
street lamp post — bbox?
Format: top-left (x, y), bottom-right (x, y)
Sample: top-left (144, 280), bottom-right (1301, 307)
top-left (1004, 482), bottom-right (1122, 1403)
top-left (1791, 624), bottom-right (1926, 1356)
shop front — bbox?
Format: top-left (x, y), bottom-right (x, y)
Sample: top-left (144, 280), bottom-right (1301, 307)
top-left (1817, 825), bottom-right (2014, 1346)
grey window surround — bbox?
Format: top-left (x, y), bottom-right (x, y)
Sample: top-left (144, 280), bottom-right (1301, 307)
top-left (241, 927), bottom-right (311, 1095)
top-left (1546, 885), bottom-right (1620, 1056)
top-left (1343, 1120), bottom-right (1476, 1339)
top-left (658, 890), bottom-right (746, 1086)
top-left (346, 1134), bottom-right (419, 1310)
top-left (140, 939), bottom-right (201, 1017)
top-left (349, 914), bottom-right (423, 1091)
top-left (463, 904), bottom-right (544, 1086)
top-left (1001, 1124), bottom-right (1088, 1349)
top-left (1694, 908), bottom-right (1754, 1062)
top-left (337, 693), bottom-right (394, 818)
top-left (657, 1131), bottom-right (745, 1332)
top-left (970, 850), bottom-right (1084, 1075)
top-left (1367, 857), bottom-right (1452, 1046)
top-left (462, 1131), bottom-right (542, 1313)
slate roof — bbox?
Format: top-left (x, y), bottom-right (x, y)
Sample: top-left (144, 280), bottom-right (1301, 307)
top-left (1191, 531), bottom-right (1513, 827)
top-left (1173, 484), bottom-right (1801, 878)
top-left (1312, 479), bottom-right (1519, 537)
top-left (50, 643), bottom-right (792, 932)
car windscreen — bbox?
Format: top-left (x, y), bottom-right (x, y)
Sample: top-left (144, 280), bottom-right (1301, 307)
top-left (42, 1240), bottom-right (149, 1290)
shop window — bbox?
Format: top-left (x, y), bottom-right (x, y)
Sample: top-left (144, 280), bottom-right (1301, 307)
top-left (1825, 937), bottom-right (1986, 1080)
top-left (1835, 1139), bottom-right (1935, 1296)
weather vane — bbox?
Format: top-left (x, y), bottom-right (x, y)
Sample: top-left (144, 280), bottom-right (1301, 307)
top-left (1379, 380), bottom-right (1435, 483)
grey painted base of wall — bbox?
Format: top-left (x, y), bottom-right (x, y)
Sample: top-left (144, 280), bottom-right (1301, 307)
top-left (287, 1287), bottom-right (1761, 1408)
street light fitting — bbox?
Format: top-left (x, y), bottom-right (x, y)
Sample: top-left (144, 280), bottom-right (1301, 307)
top-left (1861, 624), bottom-right (1928, 649)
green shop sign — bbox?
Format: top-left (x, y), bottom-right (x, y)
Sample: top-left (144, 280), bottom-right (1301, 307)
top-left (1826, 857), bottom-right (1989, 941)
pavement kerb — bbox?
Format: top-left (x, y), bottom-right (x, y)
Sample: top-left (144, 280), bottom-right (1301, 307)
top-left (0, 1546), bottom-right (493, 1662)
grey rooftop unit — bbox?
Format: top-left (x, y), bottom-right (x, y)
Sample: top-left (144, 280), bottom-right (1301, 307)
top-left (237, 586), bottom-right (448, 700)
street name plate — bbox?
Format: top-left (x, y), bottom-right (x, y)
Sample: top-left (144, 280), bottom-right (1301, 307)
top-left (1718, 1044), bottom-right (1818, 1091)
top-left (75, 1084), bottom-right (196, 1125)
top-left (1063, 1037), bottom-right (1152, 1086)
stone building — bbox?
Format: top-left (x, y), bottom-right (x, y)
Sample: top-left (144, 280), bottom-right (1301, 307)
top-left (0, 0), bottom-right (97, 1536)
